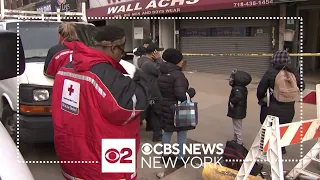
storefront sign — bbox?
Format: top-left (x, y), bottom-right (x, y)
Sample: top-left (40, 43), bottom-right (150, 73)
top-left (36, 0), bottom-right (52, 12)
top-left (35, 0), bottom-right (77, 12)
top-left (180, 27), bottom-right (250, 37)
top-left (52, 0), bottom-right (77, 12)
top-left (107, 0), bottom-right (198, 15)
top-left (233, 0), bottom-right (274, 8)
top-left (87, 0), bottom-right (273, 18)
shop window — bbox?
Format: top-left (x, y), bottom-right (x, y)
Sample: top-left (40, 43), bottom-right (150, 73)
top-left (133, 19), bottom-right (151, 48)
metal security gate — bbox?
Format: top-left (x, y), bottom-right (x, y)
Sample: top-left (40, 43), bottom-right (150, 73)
top-left (179, 6), bottom-right (279, 77)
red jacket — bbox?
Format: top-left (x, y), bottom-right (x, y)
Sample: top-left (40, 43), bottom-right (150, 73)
top-left (44, 41), bottom-right (83, 78)
top-left (52, 42), bottom-right (149, 180)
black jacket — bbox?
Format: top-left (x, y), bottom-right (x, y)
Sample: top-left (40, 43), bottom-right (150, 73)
top-left (157, 62), bottom-right (196, 132)
top-left (257, 64), bottom-right (305, 124)
top-left (227, 86), bottom-right (248, 119)
top-left (138, 56), bottom-right (163, 102)
top-left (227, 70), bottom-right (251, 120)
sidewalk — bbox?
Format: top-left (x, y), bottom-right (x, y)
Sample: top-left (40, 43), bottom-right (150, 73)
top-left (137, 72), bottom-right (319, 180)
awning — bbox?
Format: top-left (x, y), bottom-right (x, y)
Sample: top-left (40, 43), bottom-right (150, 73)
top-left (86, 0), bottom-right (274, 19)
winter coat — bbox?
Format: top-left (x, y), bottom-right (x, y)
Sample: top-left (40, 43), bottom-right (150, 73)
top-left (227, 86), bottom-right (248, 120)
top-left (257, 64), bottom-right (305, 124)
top-left (138, 56), bottom-right (163, 102)
top-left (52, 42), bottom-right (149, 180)
top-left (227, 70), bottom-right (251, 120)
top-left (157, 62), bottom-right (196, 132)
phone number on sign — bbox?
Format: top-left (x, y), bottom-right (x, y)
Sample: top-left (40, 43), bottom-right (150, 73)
top-left (234, 0), bottom-right (273, 8)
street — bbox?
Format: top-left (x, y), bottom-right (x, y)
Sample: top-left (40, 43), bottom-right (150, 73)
top-left (23, 72), bottom-right (318, 180)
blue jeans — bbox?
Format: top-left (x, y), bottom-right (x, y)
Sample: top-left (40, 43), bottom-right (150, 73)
top-left (162, 131), bottom-right (187, 160)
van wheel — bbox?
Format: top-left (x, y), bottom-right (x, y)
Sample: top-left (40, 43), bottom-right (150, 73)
top-left (1, 105), bottom-right (30, 154)
top-left (2, 105), bottom-right (17, 141)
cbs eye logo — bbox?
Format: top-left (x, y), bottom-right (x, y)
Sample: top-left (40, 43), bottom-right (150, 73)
top-left (104, 148), bottom-right (132, 164)
top-left (101, 139), bottom-right (136, 173)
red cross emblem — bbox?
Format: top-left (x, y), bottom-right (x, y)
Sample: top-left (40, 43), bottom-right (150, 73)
top-left (68, 85), bottom-right (74, 96)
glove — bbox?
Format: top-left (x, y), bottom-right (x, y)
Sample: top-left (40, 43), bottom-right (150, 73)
top-left (187, 88), bottom-right (196, 98)
top-left (229, 102), bottom-right (234, 108)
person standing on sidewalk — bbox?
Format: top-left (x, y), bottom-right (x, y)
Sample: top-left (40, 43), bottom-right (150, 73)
top-left (227, 69), bottom-right (252, 145)
top-left (158, 48), bottom-right (196, 165)
top-left (51, 25), bottom-right (150, 180)
top-left (137, 42), bottom-right (164, 142)
top-left (257, 50), bottom-right (305, 154)
top-left (133, 38), bottom-right (153, 68)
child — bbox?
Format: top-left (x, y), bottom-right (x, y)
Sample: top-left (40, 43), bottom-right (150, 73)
top-left (227, 69), bottom-right (252, 145)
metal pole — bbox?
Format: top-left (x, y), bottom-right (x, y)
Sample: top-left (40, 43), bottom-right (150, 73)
top-left (81, 2), bottom-right (87, 22)
top-left (0, 0), bottom-right (5, 19)
top-left (56, 8), bottom-right (61, 22)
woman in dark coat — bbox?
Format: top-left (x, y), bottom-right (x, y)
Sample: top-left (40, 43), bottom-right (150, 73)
top-left (257, 50), bottom-right (305, 154)
top-left (157, 48), bottom-right (196, 164)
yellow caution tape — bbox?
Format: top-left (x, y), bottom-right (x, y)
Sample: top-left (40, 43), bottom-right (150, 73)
top-left (126, 53), bottom-right (320, 57)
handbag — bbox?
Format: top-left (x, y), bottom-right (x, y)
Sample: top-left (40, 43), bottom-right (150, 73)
top-left (261, 88), bottom-right (272, 107)
top-left (173, 92), bottom-right (198, 127)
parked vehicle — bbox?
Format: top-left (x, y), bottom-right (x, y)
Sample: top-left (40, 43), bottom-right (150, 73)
top-left (0, 30), bottom-right (34, 180)
top-left (0, 2), bottom-right (97, 150)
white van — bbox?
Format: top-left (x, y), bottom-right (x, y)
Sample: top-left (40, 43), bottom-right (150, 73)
top-left (0, 19), bottom-right (97, 147)
top-left (0, 0), bottom-right (100, 149)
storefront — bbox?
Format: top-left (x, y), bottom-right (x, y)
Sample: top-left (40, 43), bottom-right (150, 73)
top-left (177, 6), bottom-right (279, 76)
top-left (295, 0), bottom-right (320, 81)
top-left (87, 0), bottom-right (279, 76)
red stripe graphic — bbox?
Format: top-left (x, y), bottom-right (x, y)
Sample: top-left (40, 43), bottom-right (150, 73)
top-left (280, 125), bottom-right (289, 139)
top-left (263, 141), bottom-right (269, 152)
top-left (313, 126), bottom-right (320, 139)
top-left (290, 122), bottom-right (312, 145)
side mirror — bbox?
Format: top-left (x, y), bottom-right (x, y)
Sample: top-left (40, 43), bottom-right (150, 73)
top-left (0, 31), bottom-right (25, 80)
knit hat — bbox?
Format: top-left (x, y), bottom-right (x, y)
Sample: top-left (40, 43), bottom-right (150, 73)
top-left (162, 48), bottom-right (183, 65)
top-left (271, 50), bottom-right (291, 65)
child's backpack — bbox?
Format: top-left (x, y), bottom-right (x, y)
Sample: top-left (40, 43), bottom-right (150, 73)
top-left (273, 68), bottom-right (299, 102)
top-left (223, 140), bottom-right (263, 176)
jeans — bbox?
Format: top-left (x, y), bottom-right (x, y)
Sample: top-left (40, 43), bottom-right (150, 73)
top-left (232, 118), bottom-right (243, 145)
top-left (162, 131), bottom-right (187, 160)
top-left (146, 104), bottom-right (162, 138)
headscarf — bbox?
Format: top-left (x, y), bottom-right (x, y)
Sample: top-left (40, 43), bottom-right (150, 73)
top-left (271, 50), bottom-right (291, 65)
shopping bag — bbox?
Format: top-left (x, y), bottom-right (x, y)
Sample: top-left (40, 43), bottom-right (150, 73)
top-left (173, 93), bottom-right (198, 127)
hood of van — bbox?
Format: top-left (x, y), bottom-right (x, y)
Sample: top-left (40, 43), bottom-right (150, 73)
top-left (25, 62), bottom-right (54, 86)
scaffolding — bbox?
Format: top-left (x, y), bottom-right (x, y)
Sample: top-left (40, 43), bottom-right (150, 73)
top-left (0, 0), bottom-right (87, 22)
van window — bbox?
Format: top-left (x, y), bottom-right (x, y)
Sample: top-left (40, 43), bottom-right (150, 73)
top-left (6, 22), bottom-right (97, 62)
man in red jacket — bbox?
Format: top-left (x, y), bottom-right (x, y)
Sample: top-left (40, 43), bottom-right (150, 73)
top-left (52, 25), bottom-right (150, 180)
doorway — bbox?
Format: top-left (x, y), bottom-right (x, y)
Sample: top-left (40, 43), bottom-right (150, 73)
top-left (299, 8), bottom-right (320, 83)
top-left (158, 19), bottom-right (175, 50)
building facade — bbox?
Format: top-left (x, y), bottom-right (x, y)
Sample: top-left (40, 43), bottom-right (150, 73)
top-left (87, 0), bottom-right (284, 76)
top-left (7, 0), bottom-right (87, 12)
top-left (8, 0), bottom-right (318, 77)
